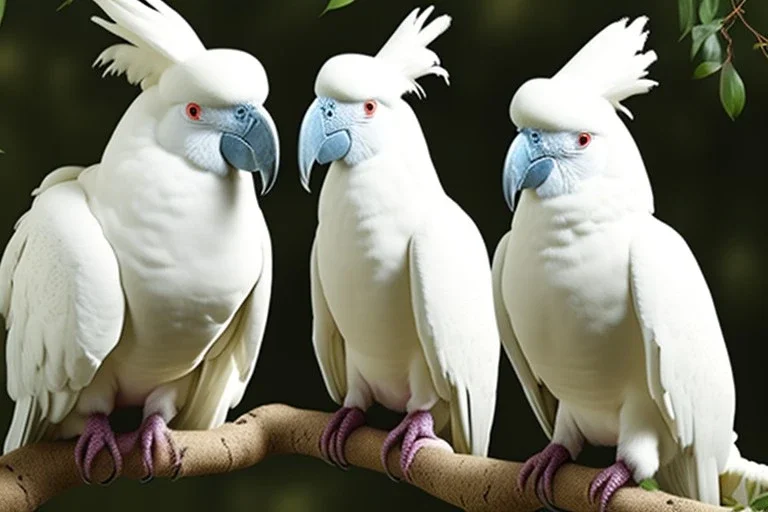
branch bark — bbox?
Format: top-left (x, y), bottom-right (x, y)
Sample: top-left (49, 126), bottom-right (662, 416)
top-left (0, 404), bottom-right (728, 512)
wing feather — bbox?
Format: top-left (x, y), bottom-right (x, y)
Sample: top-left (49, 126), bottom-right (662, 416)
top-left (310, 237), bottom-right (347, 405)
top-left (491, 231), bottom-right (558, 439)
top-left (629, 217), bottom-right (735, 504)
top-left (0, 168), bottom-right (124, 453)
top-left (408, 203), bottom-right (500, 456)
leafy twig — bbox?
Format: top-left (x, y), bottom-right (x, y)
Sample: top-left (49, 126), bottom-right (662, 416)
top-left (681, 0), bottom-right (767, 119)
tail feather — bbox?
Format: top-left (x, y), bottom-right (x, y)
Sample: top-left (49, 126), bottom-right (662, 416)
top-left (3, 395), bottom-right (48, 454)
top-left (656, 449), bottom-right (714, 504)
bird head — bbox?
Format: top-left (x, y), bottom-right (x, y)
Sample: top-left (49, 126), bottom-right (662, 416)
top-left (92, 0), bottom-right (279, 194)
top-left (502, 17), bottom-right (658, 212)
top-left (297, 6), bottom-right (451, 192)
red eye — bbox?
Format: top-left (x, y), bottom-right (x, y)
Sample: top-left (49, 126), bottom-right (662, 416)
top-left (186, 103), bottom-right (202, 121)
top-left (363, 100), bottom-right (377, 117)
top-left (577, 132), bottom-right (592, 148)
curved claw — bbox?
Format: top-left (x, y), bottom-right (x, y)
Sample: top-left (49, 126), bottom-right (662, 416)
top-left (115, 413), bottom-right (181, 483)
top-left (589, 460), bottom-right (633, 512)
top-left (319, 407), bottom-right (366, 470)
top-left (74, 413), bottom-right (122, 485)
top-left (535, 478), bottom-right (569, 512)
top-left (517, 443), bottom-right (571, 505)
top-left (333, 408), bottom-right (365, 468)
top-left (381, 410), bottom-right (452, 482)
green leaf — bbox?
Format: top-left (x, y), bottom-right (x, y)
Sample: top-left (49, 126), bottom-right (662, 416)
top-left (701, 33), bottom-right (723, 62)
top-left (750, 492), bottom-right (768, 511)
top-left (321, 0), bottom-right (355, 15)
top-left (0, 0), bottom-right (6, 26)
top-left (720, 62), bottom-right (746, 120)
top-left (693, 60), bottom-right (722, 78)
top-left (57, 0), bottom-right (74, 12)
top-left (699, 0), bottom-right (719, 23)
top-left (691, 20), bottom-right (724, 59)
top-left (639, 478), bottom-right (660, 491)
top-left (678, 0), bottom-right (696, 38)
top-left (755, 42), bottom-right (768, 50)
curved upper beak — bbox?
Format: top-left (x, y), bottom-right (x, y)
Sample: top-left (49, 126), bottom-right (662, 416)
top-left (298, 98), bottom-right (352, 193)
top-left (220, 106), bottom-right (280, 195)
top-left (502, 131), bottom-right (555, 212)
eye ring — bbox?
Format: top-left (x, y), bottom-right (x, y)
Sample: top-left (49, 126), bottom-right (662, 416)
top-left (577, 132), bottom-right (592, 148)
top-left (363, 100), bottom-right (378, 117)
top-left (186, 103), bottom-right (203, 121)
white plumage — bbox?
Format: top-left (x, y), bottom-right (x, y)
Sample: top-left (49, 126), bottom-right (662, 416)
top-left (1, 0), bottom-right (274, 462)
top-left (302, 7), bottom-right (499, 466)
top-left (493, 16), bottom-right (766, 507)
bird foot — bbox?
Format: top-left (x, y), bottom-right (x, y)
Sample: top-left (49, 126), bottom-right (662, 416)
top-left (517, 442), bottom-right (571, 507)
top-left (381, 410), bottom-right (453, 481)
top-left (118, 414), bottom-right (180, 482)
top-left (74, 413), bottom-right (122, 485)
top-left (589, 460), bottom-right (633, 512)
top-left (319, 407), bottom-right (366, 469)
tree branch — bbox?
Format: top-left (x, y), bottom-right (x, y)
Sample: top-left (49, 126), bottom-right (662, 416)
top-left (0, 405), bottom-right (727, 512)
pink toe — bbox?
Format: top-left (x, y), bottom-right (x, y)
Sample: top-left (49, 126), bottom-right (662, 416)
top-left (139, 414), bottom-right (178, 481)
top-left (320, 407), bottom-right (365, 469)
top-left (590, 461), bottom-right (633, 512)
top-left (517, 443), bottom-right (571, 503)
top-left (517, 454), bottom-right (541, 491)
top-left (380, 411), bottom-right (443, 480)
top-left (74, 414), bottom-right (121, 484)
top-left (401, 437), bottom-right (448, 477)
top-left (334, 408), bottom-right (365, 467)
top-left (542, 447), bottom-right (570, 502)
top-left (319, 407), bottom-right (348, 461)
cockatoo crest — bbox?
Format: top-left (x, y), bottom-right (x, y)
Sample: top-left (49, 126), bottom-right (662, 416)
top-left (510, 17), bottom-right (657, 133)
top-left (92, 0), bottom-right (205, 89)
top-left (91, 0), bottom-right (269, 106)
top-left (314, 6), bottom-right (451, 103)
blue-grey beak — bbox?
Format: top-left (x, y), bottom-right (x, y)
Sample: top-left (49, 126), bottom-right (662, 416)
top-left (220, 106), bottom-right (280, 195)
top-left (502, 130), bottom-right (555, 211)
top-left (298, 99), bottom-right (352, 192)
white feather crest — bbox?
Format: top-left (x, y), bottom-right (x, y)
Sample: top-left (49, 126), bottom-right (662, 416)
top-left (375, 6), bottom-right (452, 99)
top-left (553, 16), bottom-right (658, 119)
top-left (91, 0), bottom-right (206, 89)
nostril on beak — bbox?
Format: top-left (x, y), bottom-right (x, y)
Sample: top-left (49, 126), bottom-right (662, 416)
top-left (531, 131), bottom-right (541, 144)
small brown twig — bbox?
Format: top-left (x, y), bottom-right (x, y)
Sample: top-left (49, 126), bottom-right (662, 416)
top-left (0, 404), bottom-right (728, 512)
top-left (723, 0), bottom-right (768, 61)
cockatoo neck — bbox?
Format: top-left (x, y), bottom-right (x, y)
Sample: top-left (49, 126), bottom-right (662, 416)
top-left (370, 102), bottom-right (443, 190)
top-left (101, 89), bottom-right (165, 168)
top-left (514, 173), bottom-right (649, 235)
top-left (601, 127), bottom-right (655, 213)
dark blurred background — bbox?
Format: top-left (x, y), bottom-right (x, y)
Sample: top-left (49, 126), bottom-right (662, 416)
top-left (0, 0), bottom-right (766, 510)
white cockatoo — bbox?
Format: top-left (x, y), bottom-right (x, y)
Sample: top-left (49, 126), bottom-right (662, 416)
top-left (492, 16), bottom-right (768, 510)
top-left (297, 7), bottom-right (500, 478)
top-left (0, 0), bottom-right (278, 483)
